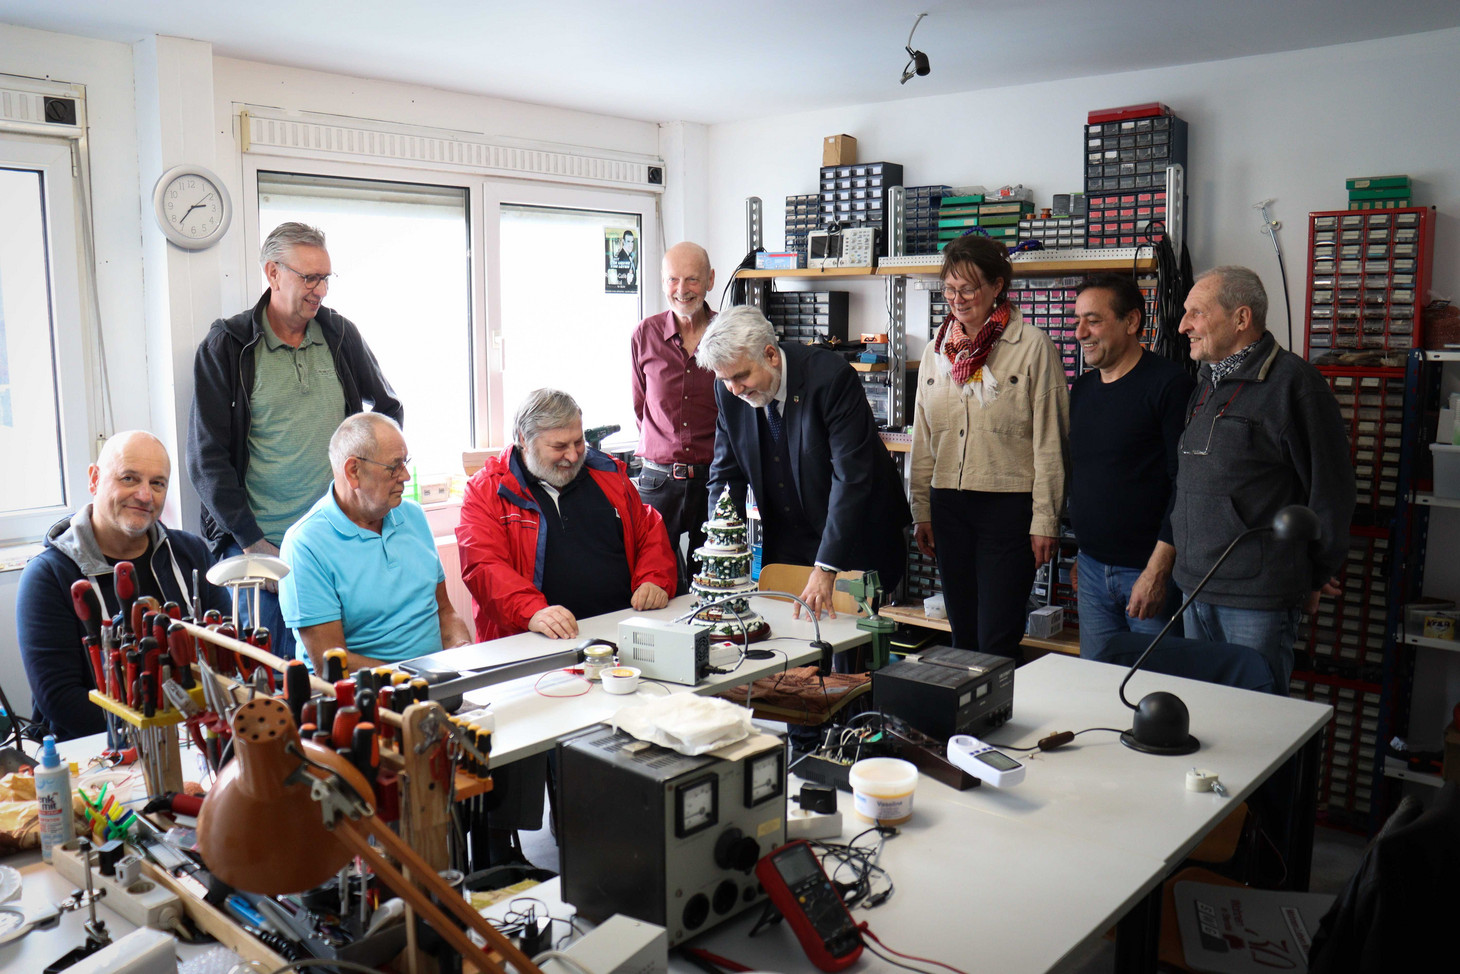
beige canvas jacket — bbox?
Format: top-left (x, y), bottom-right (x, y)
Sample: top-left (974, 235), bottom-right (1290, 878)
top-left (909, 308), bottom-right (1070, 537)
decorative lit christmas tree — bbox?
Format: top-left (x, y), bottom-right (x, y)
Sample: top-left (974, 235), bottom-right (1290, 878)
top-left (690, 490), bottom-right (771, 643)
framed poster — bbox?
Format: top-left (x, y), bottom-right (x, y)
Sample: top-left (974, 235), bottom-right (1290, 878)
top-left (605, 227), bottom-right (638, 294)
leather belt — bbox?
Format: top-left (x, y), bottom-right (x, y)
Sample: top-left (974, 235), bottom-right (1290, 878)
top-left (641, 459), bottom-right (706, 480)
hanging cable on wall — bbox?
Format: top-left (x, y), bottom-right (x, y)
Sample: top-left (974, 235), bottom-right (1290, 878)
top-left (1137, 219), bottom-right (1195, 376)
top-left (1254, 198), bottom-right (1295, 351)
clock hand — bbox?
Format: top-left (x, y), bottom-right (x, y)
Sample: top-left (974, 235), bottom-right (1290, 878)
top-left (179, 202), bottom-right (203, 221)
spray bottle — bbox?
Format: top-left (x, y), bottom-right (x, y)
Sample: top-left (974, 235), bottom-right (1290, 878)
top-left (36, 735), bottom-right (75, 862)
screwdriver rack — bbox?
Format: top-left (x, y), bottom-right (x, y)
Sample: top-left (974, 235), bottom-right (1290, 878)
top-left (109, 621), bottom-right (496, 974)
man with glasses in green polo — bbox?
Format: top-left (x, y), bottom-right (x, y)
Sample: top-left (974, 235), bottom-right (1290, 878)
top-left (188, 222), bottom-right (403, 662)
top-left (279, 413), bottom-right (470, 671)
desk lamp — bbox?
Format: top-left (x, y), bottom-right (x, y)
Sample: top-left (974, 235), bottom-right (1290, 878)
top-left (197, 697), bottom-right (541, 974)
top-left (1118, 505), bottom-right (1321, 755)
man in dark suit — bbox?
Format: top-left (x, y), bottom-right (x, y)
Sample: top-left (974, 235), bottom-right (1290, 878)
top-left (697, 305), bottom-right (911, 618)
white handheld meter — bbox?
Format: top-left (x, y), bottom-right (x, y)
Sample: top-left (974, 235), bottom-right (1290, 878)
top-left (947, 734), bottom-right (1025, 787)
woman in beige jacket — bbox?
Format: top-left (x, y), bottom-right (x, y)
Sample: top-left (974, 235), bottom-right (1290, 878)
top-left (909, 235), bottom-right (1070, 658)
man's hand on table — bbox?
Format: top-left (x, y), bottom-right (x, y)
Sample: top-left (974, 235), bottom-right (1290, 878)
top-left (631, 582), bottom-right (669, 611)
top-left (796, 569), bottom-right (837, 620)
top-left (528, 605), bottom-right (579, 639)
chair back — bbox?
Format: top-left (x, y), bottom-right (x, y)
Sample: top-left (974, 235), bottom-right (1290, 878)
top-left (1099, 633), bottom-right (1276, 694)
top-left (756, 563), bottom-right (864, 616)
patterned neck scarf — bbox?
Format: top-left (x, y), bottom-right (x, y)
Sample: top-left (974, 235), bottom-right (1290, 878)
top-left (934, 302), bottom-right (1012, 385)
top-left (1210, 339), bottom-right (1260, 384)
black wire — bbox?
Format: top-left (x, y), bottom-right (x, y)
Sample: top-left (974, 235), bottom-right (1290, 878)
top-left (863, 940), bottom-right (941, 974)
top-left (995, 726), bottom-right (1124, 752)
top-left (1138, 220), bottom-right (1195, 377)
top-left (1274, 243), bottom-right (1294, 351)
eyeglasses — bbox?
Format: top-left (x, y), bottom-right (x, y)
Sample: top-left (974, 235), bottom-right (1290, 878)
top-left (354, 455), bottom-right (411, 478)
top-left (942, 281), bottom-right (988, 300)
top-left (1180, 383), bottom-right (1247, 456)
top-left (277, 261), bottom-right (336, 290)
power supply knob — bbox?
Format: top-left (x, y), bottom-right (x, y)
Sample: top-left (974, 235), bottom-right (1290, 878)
top-left (714, 828), bottom-right (760, 872)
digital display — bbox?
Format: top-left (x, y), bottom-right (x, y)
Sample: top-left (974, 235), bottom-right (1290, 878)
top-left (774, 844), bottom-right (822, 888)
top-left (977, 750), bottom-right (1021, 772)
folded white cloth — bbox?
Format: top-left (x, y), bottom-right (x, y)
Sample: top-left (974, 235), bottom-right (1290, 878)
top-left (612, 694), bottom-right (753, 755)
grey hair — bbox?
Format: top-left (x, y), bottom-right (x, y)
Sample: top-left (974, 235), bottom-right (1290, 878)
top-left (514, 389), bottom-right (582, 445)
top-left (261, 222), bottom-right (327, 267)
top-left (1197, 265), bottom-right (1268, 333)
top-left (329, 412), bottom-right (401, 472)
top-left (695, 305), bottom-right (778, 373)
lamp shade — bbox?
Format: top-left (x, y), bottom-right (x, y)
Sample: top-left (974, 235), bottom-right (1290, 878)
top-left (197, 696), bottom-right (375, 895)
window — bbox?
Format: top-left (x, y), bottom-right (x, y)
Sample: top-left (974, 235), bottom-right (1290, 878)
top-left (0, 137), bottom-right (91, 543)
top-left (257, 172), bottom-right (472, 479)
top-left (498, 204), bottom-right (643, 437)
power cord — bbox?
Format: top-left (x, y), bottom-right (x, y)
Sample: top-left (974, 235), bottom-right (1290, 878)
top-left (1137, 219), bottom-right (1194, 376)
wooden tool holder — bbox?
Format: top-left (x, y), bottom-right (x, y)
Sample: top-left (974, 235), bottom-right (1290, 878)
top-left (130, 621), bottom-right (495, 974)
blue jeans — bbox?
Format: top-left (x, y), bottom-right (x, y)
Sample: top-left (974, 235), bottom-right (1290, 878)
top-left (1182, 600), bottom-right (1300, 694)
top-left (1076, 552), bottom-right (1182, 661)
top-left (221, 541), bottom-right (298, 662)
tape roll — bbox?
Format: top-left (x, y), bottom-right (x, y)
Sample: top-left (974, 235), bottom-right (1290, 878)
top-left (1186, 769), bottom-right (1220, 792)
top-left (601, 666), bottom-right (641, 695)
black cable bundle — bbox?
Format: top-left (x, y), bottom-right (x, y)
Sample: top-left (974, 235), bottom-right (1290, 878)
top-left (1138, 220), bottom-right (1195, 377)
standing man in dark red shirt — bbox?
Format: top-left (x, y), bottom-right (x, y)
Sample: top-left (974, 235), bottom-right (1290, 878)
top-left (631, 242), bottom-right (719, 588)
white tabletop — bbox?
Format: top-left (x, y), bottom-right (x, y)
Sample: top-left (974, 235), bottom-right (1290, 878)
top-left (977, 655), bottom-right (1333, 864)
top-left (441, 595), bottom-right (870, 765)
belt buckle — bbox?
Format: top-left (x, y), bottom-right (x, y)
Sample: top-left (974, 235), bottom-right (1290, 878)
top-left (672, 463), bottom-right (691, 480)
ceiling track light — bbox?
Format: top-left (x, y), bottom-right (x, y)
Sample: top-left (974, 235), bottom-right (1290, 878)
top-left (900, 12), bottom-right (931, 85)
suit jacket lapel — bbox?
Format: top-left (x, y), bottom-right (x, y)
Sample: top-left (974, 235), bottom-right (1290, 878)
top-left (783, 345), bottom-right (805, 502)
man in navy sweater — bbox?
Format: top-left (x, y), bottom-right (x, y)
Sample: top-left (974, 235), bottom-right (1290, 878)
top-left (1068, 275), bottom-right (1194, 659)
top-left (17, 431), bottom-right (225, 739)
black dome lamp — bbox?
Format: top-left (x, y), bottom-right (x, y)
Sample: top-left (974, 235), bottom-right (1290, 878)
top-left (1117, 505), bottom-right (1322, 755)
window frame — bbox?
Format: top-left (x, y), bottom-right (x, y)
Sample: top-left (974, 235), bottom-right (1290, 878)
top-left (0, 135), bottom-right (95, 544)
top-left (240, 151), bottom-right (660, 453)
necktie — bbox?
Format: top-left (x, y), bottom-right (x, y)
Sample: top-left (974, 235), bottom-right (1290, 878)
top-left (765, 400), bottom-right (784, 443)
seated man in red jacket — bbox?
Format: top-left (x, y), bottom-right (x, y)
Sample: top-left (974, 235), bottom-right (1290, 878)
top-left (457, 387), bottom-right (676, 642)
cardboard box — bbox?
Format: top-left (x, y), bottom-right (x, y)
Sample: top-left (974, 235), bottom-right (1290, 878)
top-left (823, 134), bottom-right (856, 166)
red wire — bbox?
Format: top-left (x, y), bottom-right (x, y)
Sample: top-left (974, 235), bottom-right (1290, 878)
top-left (860, 923), bottom-right (971, 974)
top-left (533, 670), bottom-right (591, 697)
top-left (683, 947), bottom-right (753, 972)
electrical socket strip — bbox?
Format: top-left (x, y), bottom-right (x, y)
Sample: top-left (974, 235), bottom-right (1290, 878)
top-left (51, 841), bottom-right (184, 931)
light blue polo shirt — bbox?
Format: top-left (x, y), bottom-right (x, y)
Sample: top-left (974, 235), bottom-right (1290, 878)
top-left (279, 490), bottom-right (446, 662)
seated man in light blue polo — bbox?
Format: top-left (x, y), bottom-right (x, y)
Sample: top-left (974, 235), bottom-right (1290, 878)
top-left (280, 412), bottom-right (472, 672)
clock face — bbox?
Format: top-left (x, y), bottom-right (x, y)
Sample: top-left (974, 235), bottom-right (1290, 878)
top-left (153, 165), bottom-right (232, 250)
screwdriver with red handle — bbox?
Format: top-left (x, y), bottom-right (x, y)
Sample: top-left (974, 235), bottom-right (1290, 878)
top-left (70, 580), bottom-right (108, 692)
top-left (114, 561), bottom-right (137, 638)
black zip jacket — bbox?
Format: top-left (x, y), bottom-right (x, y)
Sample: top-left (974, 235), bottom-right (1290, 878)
top-left (185, 290), bottom-right (404, 554)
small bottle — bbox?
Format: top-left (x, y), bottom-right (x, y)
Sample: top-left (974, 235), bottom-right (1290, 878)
top-left (36, 735), bottom-right (75, 862)
top-left (582, 645), bottom-right (614, 681)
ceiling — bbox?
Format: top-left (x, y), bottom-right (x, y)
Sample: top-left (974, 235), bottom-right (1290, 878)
top-left (5, 0), bottom-right (1460, 125)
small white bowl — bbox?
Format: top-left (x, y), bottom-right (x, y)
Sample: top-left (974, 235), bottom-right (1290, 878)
top-left (601, 666), bottom-right (642, 694)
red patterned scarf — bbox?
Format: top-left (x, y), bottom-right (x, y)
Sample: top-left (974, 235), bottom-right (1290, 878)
top-left (934, 303), bottom-right (1011, 385)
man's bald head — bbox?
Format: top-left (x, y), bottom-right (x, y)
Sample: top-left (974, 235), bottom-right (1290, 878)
top-left (662, 242), bottom-right (715, 325)
top-left (96, 430), bottom-right (169, 477)
top-left (89, 430), bottom-right (172, 552)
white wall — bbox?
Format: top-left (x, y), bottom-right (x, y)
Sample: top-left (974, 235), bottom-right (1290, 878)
top-left (704, 28), bottom-right (1460, 349)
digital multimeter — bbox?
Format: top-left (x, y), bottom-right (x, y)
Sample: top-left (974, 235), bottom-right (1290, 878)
top-left (754, 840), bottom-right (863, 971)
top-left (947, 734), bottom-right (1026, 787)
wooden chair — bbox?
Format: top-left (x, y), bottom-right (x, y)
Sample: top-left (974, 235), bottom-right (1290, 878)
top-left (756, 563), bottom-right (866, 617)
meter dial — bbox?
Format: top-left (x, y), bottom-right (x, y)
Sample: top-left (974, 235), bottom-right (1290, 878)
top-left (675, 775), bottom-right (719, 837)
top-left (745, 749), bottom-right (785, 807)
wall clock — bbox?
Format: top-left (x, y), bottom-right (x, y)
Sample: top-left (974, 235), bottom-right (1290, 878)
top-left (152, 164), bottom-right (232, 250)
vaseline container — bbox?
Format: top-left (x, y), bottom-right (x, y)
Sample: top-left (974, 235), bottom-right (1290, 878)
top-left (601, 666), bottom-right (641, 694)
top-left (848, 757), bottom-right (919, 825)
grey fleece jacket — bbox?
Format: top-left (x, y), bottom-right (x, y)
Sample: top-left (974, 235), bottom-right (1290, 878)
top-left (1170, 333), bottom-right (1356, 610)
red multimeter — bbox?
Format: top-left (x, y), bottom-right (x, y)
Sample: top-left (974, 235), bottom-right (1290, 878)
top-left (754, 839), bottom-right (863, 971)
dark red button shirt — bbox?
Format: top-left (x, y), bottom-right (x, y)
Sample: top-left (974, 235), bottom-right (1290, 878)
top-left (630, 309), bottom-right (719, 465)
